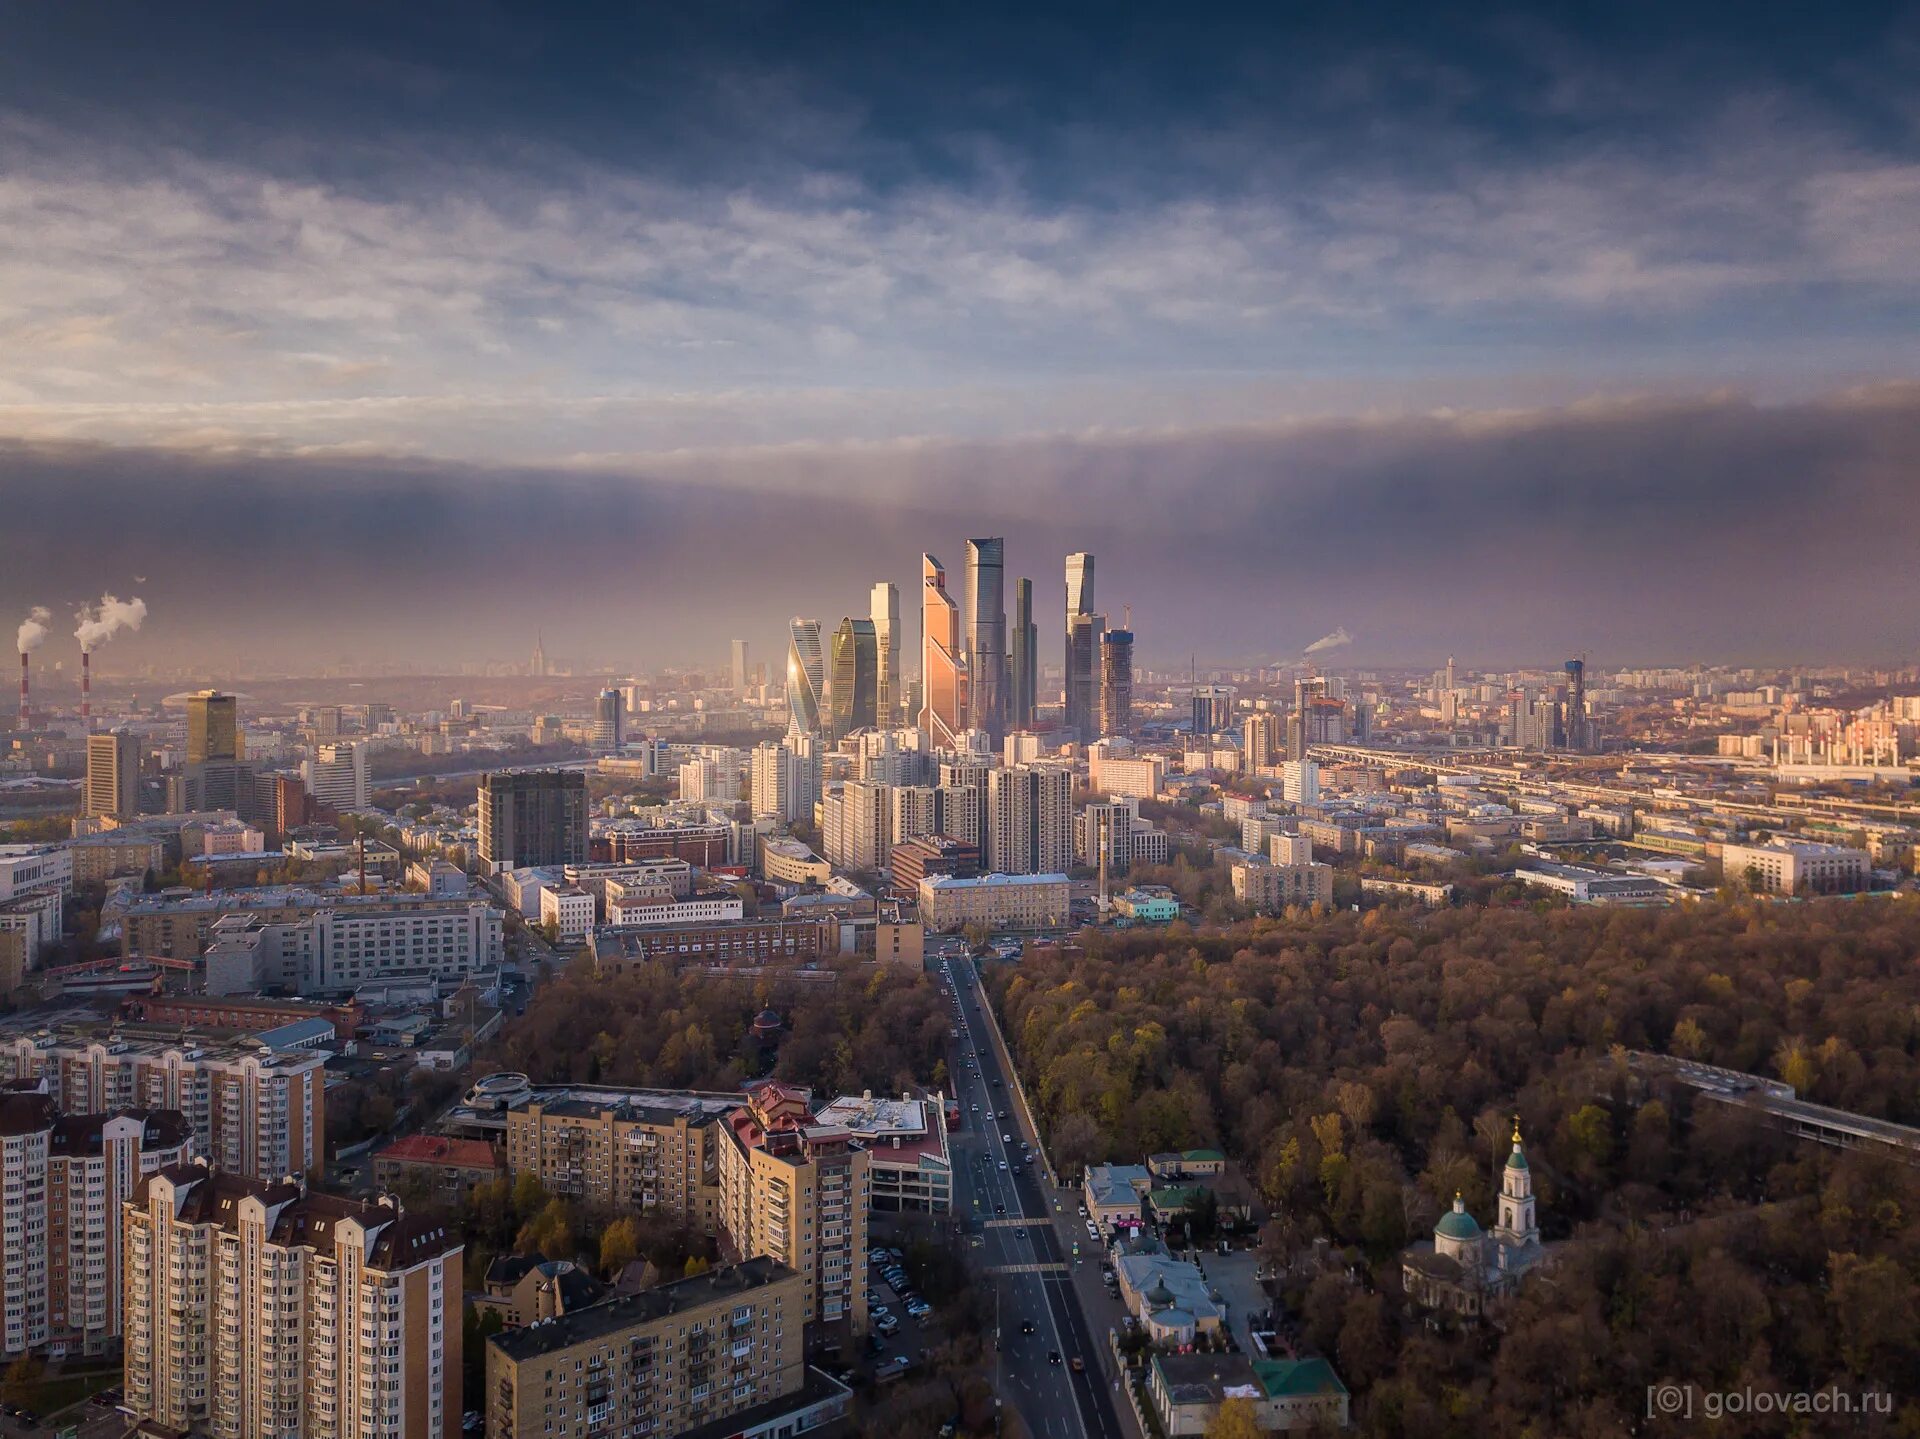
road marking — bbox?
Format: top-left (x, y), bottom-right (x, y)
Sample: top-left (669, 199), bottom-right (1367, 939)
top-left (986, 1261), bottom-right (1069, 1275)
top-left (982, 1217), bottom-right (1040, 1228)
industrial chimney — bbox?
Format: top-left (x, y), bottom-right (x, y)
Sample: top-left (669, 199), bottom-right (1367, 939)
top-left (81, 650), bottom-right (91, 733)
top-left (16, 651), bottom-right (26, 732)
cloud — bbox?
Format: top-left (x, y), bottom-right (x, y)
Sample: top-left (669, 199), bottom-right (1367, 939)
top-left (2, 384), bottom-right (1916, 667)
top-left (0, 51), bottom-right (1914, 463)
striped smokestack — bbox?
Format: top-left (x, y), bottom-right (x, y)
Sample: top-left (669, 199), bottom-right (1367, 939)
top-left (16, 652), bottom-right (26, 732)
top-left (81, 649), bottom-right (91, 732)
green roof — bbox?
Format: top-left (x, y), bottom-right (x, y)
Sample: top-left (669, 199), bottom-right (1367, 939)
top-left (1182, 1148), bottom-right (1226, 1162)
top-left (1507, 1145), bottom-right (1529, 1171)
top-left (1254, 1358), bottom-right (1349, 1398)
top-left (1148, 1185), bottom-right (1204, 1212)
top-left (1435, 1205), bottom-right (1481, 1240)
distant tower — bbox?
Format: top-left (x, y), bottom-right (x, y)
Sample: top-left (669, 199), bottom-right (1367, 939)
top-left (1563, 658), bottom-right (1588, 752)
top-left (964, 539), bottom-right (1007, 740)
top-left (870, 582), bottom-right (900, 724)
top-left (731, 638), bottom-right (749, 696)
top-left (1065, 552), bottom-right (1098, 739)
top-left (530, 634), bottom-right (548, 678)
top-left (919, 555), bottom-right (967, 747)
top-left (591, 689), bottom-right (625, 754)
top-left (787, 619), bottom-right (825, 735)
top-left (1099, 628), bottom-right (1133, 739)
top-left (1009, 577), bottom-right (1038, 731)
top-left (827, 617), bottom-right (878, 742)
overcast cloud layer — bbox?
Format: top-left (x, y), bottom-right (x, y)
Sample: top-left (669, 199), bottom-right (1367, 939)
top-left (1, 2), bottom-right (1917, 667)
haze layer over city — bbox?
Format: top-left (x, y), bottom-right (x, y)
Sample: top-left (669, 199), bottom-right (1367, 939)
top-left (3, 6), bottom-right (1919, 1439)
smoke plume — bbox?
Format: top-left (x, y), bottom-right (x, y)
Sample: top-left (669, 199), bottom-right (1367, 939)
top-left (1304, 626), bottom-right (1353, 656)
top-left (15, 607), bottom-right (50, 654)
top-left (73, 593), bottom-right (148, 651)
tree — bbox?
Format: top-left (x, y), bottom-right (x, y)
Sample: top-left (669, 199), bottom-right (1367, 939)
top-left (599, 1216), bottom-right (643, 1277)
top-left (0, 1354), bottom-right (41, 1408)
top-left (1206, 1396), bottom-right (1263, 1439)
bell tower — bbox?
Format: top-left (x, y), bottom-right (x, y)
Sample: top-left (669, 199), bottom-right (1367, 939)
top-left (1492, 1118), bottom-right (1539, 1259)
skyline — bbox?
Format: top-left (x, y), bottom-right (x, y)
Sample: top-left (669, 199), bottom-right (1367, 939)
top-left (4, 2), bottom-right (1920, 665)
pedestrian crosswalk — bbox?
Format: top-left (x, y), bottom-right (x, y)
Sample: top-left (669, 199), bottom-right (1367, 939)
top-left (984, 1261), bottom-right (1069, 1275)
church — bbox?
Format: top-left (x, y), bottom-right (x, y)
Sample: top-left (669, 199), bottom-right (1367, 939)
top-left (1401, 1123), bottom-right (1545, 1318)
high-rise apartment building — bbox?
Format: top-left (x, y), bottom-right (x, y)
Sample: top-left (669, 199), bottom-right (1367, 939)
top-left (720, 1083), bottom-right (869, 1330)
top-left (827, 618), bottom-right (877, 742)
top-left (0, 1093), bottom-right (192, 1359)
top-left (304, 740), bottom-right (369, 813)
top-left (786, 618), bottom-right (825, 735)
top-left (919, 555), bottom-right (966, 747)
top-left (185, 691), bottom-right (240, 765)
top-left (478, 770), bottom-right (589, 873)
top-left (591, 689), bottom-right (625, 754)
top-left (123, 1163), bottom-right (463, 1439)
top-left (750, 740), bottom-right (818, 825)
top-left (964, 538), bottom-right (1006, 740)
top-left (484, 1259), bottom-right (820, 1439)
top-left (1099, 628), bottom-right (1134, 738)
top-left (1009, 577), bottom-right (1038, 730)
top-left (1243, 712), bottom-right (1281, 773)
top-left (986, 764), bottom-right (1074, 875)
top-left (85, 729), bottom-right (141, 819)
top-left (870, 582), bottom-right (900, 723)
top-left (1, 1029), bottom-right (325, 1182)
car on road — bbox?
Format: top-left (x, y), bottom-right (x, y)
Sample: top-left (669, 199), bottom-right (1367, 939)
top-left (1001, 1132), bottom-right (1012, 1143)
top-left (994, 1203), bottom-right (1006, 1214)
top-left (1014, 1227), bottom-right (1026, 1238)
top-left (1070, 1356), bottom-right (1086, 1373)
top-left (1019, 1318), bottom-right (1036, 1334)
top-left (875, 1315), bottom-right (900, 1336)
top-left (1047, 1350), bottom-right (1062, 1366)
top-left (997, 1160), bottom-right (1007, 1171)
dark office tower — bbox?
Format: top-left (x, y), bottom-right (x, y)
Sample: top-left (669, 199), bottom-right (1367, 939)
top-left (964, 539), bottom-right (1006, 739)
top-left (1064, 552), bottom-right (1096, 737)
top-left (1288, 676), bottom-right (1324, 762)
top-left (185, 691), bottom-right (239, 764)
top-left (1191, 686), bottom-right (1233, 735)
top-left (592, 689), bottom-right (624, 754)
top-left (731, 639), bottom-right (749, 696)
top-left (1563, 659), bottom-right (1588, 752)
top-left (477, 769), bottom-right (588, 873)
top-left (1008, 578), bottom-right (1038, 730)
top-left (1099, 629), bottom-right (1134, 738)
top-left (828, 617), bottom-right (879, 741)
top-left (1067, 614), bottom-right (1105, 741)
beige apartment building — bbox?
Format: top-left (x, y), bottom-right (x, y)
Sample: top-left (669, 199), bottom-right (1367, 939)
top-left (1230, 858), bottom-right (1335, 912)
top-left (484, 1258), bottom-right (809, 1439)
top-left (0, 1092), bottom-right (193, 1358)
top-left (501, 1081), bottom-right (869, 1331)
top-left (503, 1087), bottom-right (739, 1235)
top-left (0, 1029), bottom-right (325, 1182)
top-left (123, 1161), bottom-right (463, 1439)
top-left (718, 1083), bottom-right (870, 1331)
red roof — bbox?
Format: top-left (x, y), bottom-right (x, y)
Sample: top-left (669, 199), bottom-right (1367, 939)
top-left (375, 1134), bottom-right (500, 1171)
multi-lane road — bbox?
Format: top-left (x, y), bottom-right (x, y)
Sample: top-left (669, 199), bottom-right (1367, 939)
top-left (938, 955), bottom-right (1132, 1439)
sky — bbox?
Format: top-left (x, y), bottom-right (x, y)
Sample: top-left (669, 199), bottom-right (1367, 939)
top-left (2, 1), bottom-right (1918, 672)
